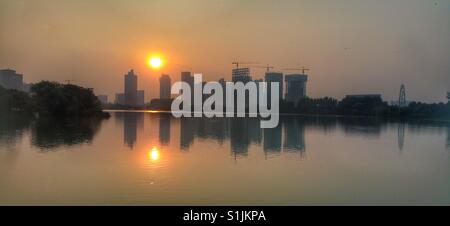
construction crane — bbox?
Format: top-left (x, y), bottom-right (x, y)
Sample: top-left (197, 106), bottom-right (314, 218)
top-left (232, 61), bottom-right (258, 69)
top-left (253, 64), bottom-right (274, 72)
top-left (281, 67), bottom-right (310, 74)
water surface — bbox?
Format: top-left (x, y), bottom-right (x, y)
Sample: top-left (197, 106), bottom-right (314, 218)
top-left (0, 111), bottom-right (449, 205)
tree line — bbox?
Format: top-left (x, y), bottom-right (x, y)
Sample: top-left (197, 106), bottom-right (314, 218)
top-left (142, 93), bottom-right (450, 120)
top-left (0, 81), bottom-right (108, 117)
top-left (280, 94), bottom-right (450, 119)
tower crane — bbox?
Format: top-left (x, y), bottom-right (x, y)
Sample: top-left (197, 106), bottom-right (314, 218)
top-left (232, 61), bottom-right (258, 69)
top-left (253, 64), bottom-right (274, 72)
top-left (281, 67), bottom-right (310, 74)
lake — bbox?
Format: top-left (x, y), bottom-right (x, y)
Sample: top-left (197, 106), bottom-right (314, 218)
top-left (0, 111), bottom-right (449, 205)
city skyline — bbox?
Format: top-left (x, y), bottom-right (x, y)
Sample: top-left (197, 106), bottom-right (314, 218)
top-left (1, 0), bottom-right (449, 102)
top-left (2, 0), bottom-right (450, 210)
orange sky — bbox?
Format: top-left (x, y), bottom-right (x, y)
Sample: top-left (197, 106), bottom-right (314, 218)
top-left (0, 0), bottom-right (449, 102)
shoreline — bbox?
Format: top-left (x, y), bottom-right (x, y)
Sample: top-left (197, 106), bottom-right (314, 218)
top-left (102, 109), bottom-right (450, 123)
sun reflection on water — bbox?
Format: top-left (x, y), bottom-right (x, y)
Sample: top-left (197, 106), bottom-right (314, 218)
top-left (149, 147), bottom-right (160, 161)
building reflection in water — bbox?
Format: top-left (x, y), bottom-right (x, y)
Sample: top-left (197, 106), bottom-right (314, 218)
top-left (282, 117), bottom-right (306, 156)
top-left (117, 112), bottom-right (143, 149)
top-left (179, 116), bottom-right (305, 159)
top-left (159, 114), bottom-right (171, 145)
top-left (230, 118), bottom-right (250, 157)
top-left (204, 118), bottom-right (229, 144)
top-left (114, 112), bottom-right (450, 158)
top-left (263, 124), bottom-right (282, 154)
top-left (129, 114), bottom-right (389, 159)
top-left (447, 127), bottom-right (450, 150)
top-left (180, 118), bottom-right (196, 151)
top-left (180, 117), bottom-right (231, 151)
top-left (398, 123), bottom-right (405, 152)
top-left (340, 117), bottom-right (383, 138)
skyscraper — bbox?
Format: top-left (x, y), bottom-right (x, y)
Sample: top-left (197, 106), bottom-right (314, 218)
top-left (265, 72), bottom-right (284, 105)
top-left (179, 72), bottom-right (195, 110)
top-left (137, 90), bottom-right (145, 107)
top-left (182, 71), bottom-right (195, 90)
top-left (285, 74), bottom-right (308, 105)
top-left (232, 68), bottom-right (252, 83)
top-left (159, 74), bottom-right (171, 99)
top-left (124, 70), bottom-right (138, 107)
top-left (231, 68), bottom-right (252, 111)
top-left (181, 71), bottom-right (194, 88)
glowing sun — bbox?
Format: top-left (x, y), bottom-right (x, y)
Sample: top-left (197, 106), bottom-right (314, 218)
top-left (149, 57), bottom-right (163, 69)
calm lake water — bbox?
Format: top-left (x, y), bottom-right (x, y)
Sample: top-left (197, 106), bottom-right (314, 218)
top-left (0, 111), bottom-right (449, 205)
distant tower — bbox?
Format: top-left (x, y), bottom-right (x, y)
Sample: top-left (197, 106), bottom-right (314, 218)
top-left (232, 68), bottom-right (252, 83)
top-left (181, 72), bottom-right (194, 87)
top-left (399, 84), bottom-right (406, 107)
top-left (159, 74), bottom-right (171, 99)
top-left (265, 72), bottom-right (284, 105)
top-left (124, 70), bottom-right (138, 107)
top-left (137, 90), bottom-right (145, 107)
top-left (285, 74), bottom-right (308, 105)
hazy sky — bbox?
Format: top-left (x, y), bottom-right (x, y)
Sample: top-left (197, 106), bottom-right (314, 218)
top-left (0, 0), bottom-right (449, 102)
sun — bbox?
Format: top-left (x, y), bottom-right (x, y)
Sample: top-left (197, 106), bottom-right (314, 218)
top-left (149, 57), bottom-right (163, 69)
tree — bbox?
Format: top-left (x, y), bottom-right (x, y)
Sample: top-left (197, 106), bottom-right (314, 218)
top-left (295, 97), bottom-right (338, 115)
top-left (447, 92), bottom-right (450, 102)
top-left (0, 85), bottom-right (34, 113)
top-left (0, 85), bottom-right (6, 108)
top-left (31, 81), bottom-right (103, 116)
top-left (338, 95), bottom-right (387, 116)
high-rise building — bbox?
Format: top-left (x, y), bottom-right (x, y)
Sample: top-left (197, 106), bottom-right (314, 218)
top-left (97, 95), bottom-right (108, 105)
top-left (181, 71), bottom-right (194, 90)
top-left (232, 68), bottom-right (252, 83)
top-left (180, 72), bottom-right (195, 110)
top-left (137, 90), bottom-right (145, 107)
top-left (231, 68), bottom-right (252, 112)
top-left (181, 71), bottom-right (194, 87)
top-left (285, 74), bottom-right (308, 104)
top-left (159, 74), bottom-right (171, 99)
top-left (265, 72), bottom-right (284, 105)
top-left (283, 118), bottom-right (306, 154)
top-left (0, 69), bottom-right (23, 90)
top-left (124, 70), bottom-right (138, 106)
top-left (253, 79), bottom-right (264, 111)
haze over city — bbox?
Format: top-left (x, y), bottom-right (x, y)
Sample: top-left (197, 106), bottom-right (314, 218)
top-left (1, 0), bottom-right (449, 102)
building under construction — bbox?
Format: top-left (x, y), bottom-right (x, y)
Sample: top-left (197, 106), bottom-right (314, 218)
top-left (284, 74), bottom-right (308, 104)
